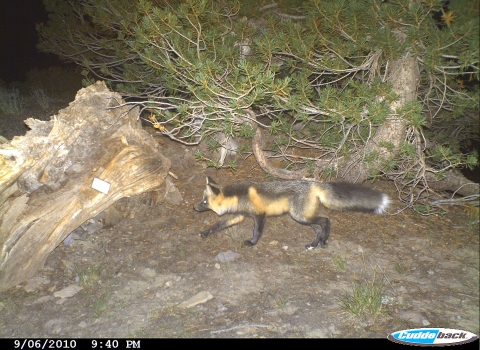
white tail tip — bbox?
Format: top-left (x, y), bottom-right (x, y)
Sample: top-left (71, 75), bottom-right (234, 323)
top-left (374, 194), bottom-right (390, 214)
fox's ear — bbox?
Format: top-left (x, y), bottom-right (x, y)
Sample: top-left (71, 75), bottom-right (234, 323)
top-left (206, 177), bottom-right (221, 196)
top-left (206, 176), bottom-right (217, 185)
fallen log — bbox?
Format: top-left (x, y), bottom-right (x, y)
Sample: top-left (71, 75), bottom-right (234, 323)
top-left (0, 81), bottom-right (170, 291)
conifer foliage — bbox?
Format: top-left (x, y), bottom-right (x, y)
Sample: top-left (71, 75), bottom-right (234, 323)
top-left (38, 0), bottom-right (479, 208)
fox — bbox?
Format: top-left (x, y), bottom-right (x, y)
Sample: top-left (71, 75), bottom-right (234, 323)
top-left (194, 176), bottom-right (390, 249)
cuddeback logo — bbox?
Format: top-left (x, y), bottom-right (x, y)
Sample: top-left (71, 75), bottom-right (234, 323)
top-left (388, 328), bottom-right (478, 346)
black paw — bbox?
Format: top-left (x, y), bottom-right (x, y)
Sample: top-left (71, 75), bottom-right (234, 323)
top-left (305, 242), bottom-right (326, 250)
top-left (305, 243), bottom-right (315, 250)
top-left (305, 243), bottom-right (326, 250)
top-left (199, 231), bottom-right (210, 238)
top-left (244, 240), bottom-right (256, 246)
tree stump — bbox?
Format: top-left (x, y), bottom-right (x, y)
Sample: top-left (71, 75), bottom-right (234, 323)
top-left (0, 81), bottom-right (170, 291)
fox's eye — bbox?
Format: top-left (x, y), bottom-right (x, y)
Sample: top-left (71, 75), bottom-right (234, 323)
top-left (203, 200), bottom-right (207, 204)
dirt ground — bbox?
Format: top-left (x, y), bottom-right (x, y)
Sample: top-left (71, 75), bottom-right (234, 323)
top-left (0, 100), bottom-right (479, 339)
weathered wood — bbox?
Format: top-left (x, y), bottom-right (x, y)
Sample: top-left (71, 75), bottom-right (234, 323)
top-left (0, 81), bottom-right (170, 291)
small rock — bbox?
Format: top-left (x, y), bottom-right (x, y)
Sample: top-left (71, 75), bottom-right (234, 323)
top-left (214, 250), bottom-right (241, 262)
top-left (178, 291), bottom-right (213, 309)
top-left (269, 240), bottom-right (278, 245)
top-left (217, 305), bottom-right (228, 312)
top-left (63, 234), bottom-right (73, 246)
top-left (33, 296), bottom-right (54, 304)
top-left (165, 178), bottom-right (183, 205)
top-left (53, 284), bottom-right (83, 298)
top-left (381, 295), bottom-right (395, 304)
top-left (422, 319), bottom-right (431, 326)
top-left (141, 268), bottom-right (156, 278)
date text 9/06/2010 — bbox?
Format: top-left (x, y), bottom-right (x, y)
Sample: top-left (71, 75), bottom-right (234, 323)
top-left (13, 339), bottom-right (141, 349)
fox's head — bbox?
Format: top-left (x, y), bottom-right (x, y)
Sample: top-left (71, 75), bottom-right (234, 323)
top-left (194, 176), bottom-right (223, 213)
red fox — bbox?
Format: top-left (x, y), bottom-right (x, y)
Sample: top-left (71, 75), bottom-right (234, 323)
top-left (194, 176), bottom-right (390, 249)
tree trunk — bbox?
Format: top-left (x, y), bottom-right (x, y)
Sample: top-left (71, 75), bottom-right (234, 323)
top-left (339, 51), bottom-right (417, 182)
top-left (0, 81), bottom-right (170, 291)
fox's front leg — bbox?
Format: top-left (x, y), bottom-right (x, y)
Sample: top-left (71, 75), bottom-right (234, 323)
top-left (199, 215), bottom-right (245, 238)
top-left (244, 214), bottom-right (266, 246)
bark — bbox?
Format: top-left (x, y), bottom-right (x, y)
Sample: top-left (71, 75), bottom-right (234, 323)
top-left (340, 51), bottom-right (417, 182)
top-left (0, 81), bottom-right (170, 291)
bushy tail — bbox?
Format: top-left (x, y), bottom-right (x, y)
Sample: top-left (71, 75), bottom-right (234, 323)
top-left (321, 182), bottom-right (390, 213)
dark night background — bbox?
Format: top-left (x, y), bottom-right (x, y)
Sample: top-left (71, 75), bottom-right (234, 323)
top-left (0, 0), bottom-right (65, 83)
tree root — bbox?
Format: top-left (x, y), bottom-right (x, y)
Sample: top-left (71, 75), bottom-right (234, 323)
top-left (247, 109), bottom-right (309, 180)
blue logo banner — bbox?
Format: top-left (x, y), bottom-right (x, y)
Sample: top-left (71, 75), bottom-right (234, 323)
top-left (388, 328), bottom-right (478, 346)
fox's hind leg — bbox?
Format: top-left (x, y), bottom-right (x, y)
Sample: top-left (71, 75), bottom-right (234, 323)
top-left (290, 212), bottom-right (331, 249)
top-left (306, 217), bottom-right (331, 249)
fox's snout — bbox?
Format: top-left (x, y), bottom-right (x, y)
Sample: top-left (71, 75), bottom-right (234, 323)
top-left (194, 199), bottom-right (210, 212)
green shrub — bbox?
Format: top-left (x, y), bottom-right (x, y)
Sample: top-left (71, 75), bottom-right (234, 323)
top-left (0, 86), bottom-right (26, 116)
